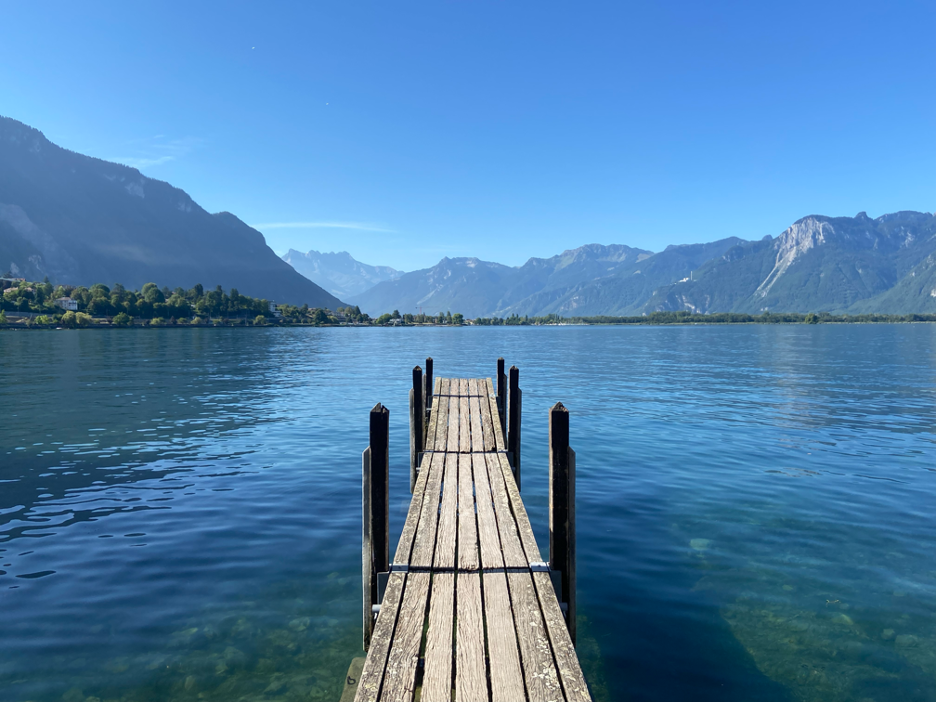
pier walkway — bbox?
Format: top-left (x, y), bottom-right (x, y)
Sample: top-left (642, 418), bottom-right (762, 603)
top-left (354, 369), bottom-right (591, 702)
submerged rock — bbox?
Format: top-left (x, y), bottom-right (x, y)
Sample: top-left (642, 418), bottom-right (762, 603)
top-left (690, 538), bottom-right (711, 551)
top-left (881, 628), bottom-right (895, 641)
top-left (895, 634), bottom-right (919, 648)
top-left (288, 617), bottom-right (310, 632)
top-left (264, 673), bottom-right (288, 694)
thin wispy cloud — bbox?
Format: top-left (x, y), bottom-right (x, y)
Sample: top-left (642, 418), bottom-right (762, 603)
top-left (114, 155), bottom-right (175, 169)
top-left (252, 221), bottom-right (396, 233)
top-left (110, 135), bottom-right (202, 170)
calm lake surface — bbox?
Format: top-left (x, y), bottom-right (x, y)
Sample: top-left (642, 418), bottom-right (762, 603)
top-left (1, 325), bottom-right (934, 702)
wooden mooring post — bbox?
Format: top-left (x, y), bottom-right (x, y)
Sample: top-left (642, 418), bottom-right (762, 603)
top-left (362, 403), bottom-right (389, 650)
top-left (549, 402), bottom-right (577, 644)
top-left (507, 365), bottom-right (522, 489)
top-left (496, 357), bottom-right (507, 441)
top-left (423, 357), bottom-right (433, 413)
top-left (408, 365), bottom-right (423, 493)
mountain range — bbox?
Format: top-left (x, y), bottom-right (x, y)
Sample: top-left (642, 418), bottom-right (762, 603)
top-left (0, 116), bottom-right (342, 309)
top-left (346, 212), bottom-right (936, 317)
top-left (281, 249), bottom-right (401, 299)
top-left (2, 116), bottom-right (933, 317)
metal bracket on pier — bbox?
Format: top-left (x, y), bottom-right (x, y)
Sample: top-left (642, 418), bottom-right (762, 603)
top-left (529, 561), bottom-right (550, 572)
top-left (389, 563), bottom-right (410, 573)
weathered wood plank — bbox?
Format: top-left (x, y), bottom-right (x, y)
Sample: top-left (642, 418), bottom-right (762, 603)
top-left (532, 570), bottom-right (592, 702)
top-left (495, 453), bottom-right (541, 563)
top-left (485, 378), bottom-right (506, 451)
top-left (422, 572), bottom-right (455, 702)
top-left (507, 570), bottom-right (565, 702)
top-left (431, 384), bottom-right (451, 452)
top-left (446, 395), bottom-right (459, 451)
top-left (469, 395), bottom-right (484, 453)
top-left (484, 571), bottom-right (526, 702)
top-left (433, 452), bottom-right (458, 570)
top-left (458, 395), bottom-right (471, 453)
top-left (478, 382), bottom-right (496, 452)
top-left (456, 572), bottom-right (488, 702)
top-left (393, 440), bottom-right (435, 565)
top-left (410, 453), bottom-right (445, 568)
top-left (423, 389), bottom-right (443, 454)
top-left (484, 454), bottom-right (527, 569)
top-left (457, 453), bottom-right (479, 571)
top-left (467, 377), bottom-right (479, 397)
top-left (353, 572), bottom-right (406, 702)
top-left (380, 572), bottom-right (431, 702)
top-left (472, 454), bottom-right (503, 570)
top-left (459, 378), bottom-right (469, 397)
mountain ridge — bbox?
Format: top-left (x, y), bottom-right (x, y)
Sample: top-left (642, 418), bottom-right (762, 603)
top-left (347, 212), bottom-right (935, 317)
top-left (0, 116), bottom-right (343, 308)
top-left (645, 212), bottom-right (936, 314)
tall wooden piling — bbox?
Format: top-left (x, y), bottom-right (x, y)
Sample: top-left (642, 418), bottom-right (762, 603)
top-left (507, 365), bottom-right (521, 490)
top-left (363, 403), bottom-right (390, 650)
top-left (424, 357), bottom-right (434, 412)
top-left (549, 402), bottom-right (576, 644)
top-left (409, 366), bottom-right (424, 493)
top-left (496, 358), bottom-right (507, 441)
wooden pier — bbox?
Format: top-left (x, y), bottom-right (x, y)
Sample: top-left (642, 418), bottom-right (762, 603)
top-left (354, 359), bottom-right (591, 702)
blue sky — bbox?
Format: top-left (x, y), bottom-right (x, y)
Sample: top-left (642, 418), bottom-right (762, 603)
top-left (2, 0), bottom-right (933, 272)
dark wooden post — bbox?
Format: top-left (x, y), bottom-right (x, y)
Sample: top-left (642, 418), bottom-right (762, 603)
top-left (424, 357), bottom-right (433, 412)
top-left (363, 403), bottom-right (390, 650)
top-left (549, 402), bottom-right (576, 643)
top-left (496, 357), bottom-right (507, 440)
top-left (507, 365), bottom-right (521, 490)
top-left (409, 366), bottom-right (423, 493)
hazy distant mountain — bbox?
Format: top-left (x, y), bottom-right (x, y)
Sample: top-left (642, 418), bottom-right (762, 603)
top-left (0, 116), bottom-right (343, 308)
top-left (348, 257), bottom-right (516, 317)
top-left (282, 249), bottom-right (401, 298)
top-left (348, 244), bottom-right (652, 318)
top-left (495, 238), bottom-right (744, 317)
top-left (645, 212), bottom-right (936, 314)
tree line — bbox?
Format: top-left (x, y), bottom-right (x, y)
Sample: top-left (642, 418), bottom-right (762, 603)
top-left (1, 279), bottom-right (276, 324)
top-left (0, 278), bottom-right (468, 327)
top-left (472, 310), bottom-right (936, 325)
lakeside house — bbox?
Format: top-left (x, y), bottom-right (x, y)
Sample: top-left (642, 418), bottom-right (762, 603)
top-left (55, 297), bottom-right (78, 311)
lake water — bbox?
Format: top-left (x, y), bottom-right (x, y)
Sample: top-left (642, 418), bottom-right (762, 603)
top-left (1, 325), bottom-right (934, 702)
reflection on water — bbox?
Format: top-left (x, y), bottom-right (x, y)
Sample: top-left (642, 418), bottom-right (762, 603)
top-left (1, 325), bottom-right (934, 702)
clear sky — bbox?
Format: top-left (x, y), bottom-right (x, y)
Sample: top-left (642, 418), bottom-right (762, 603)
top-left (2, 1), bottom-right (933, 272)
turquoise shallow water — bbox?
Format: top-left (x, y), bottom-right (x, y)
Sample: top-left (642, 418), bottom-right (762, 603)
top-left (1, 325), bottom-right (934, 702)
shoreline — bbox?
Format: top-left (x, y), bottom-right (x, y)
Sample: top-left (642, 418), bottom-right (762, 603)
top-left (2, 319), bottom-right (934, 331)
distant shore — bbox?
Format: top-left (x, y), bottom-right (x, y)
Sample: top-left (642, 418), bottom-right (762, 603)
top-left (2, 314), bottom-right (934, 331)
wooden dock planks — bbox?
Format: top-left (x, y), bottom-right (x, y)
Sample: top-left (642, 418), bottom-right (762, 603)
top-left (355, 377), bottom-right (591, 702)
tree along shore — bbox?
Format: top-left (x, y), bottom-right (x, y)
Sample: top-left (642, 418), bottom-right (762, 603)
top-left (1, 278), bottom-right (932, 329)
